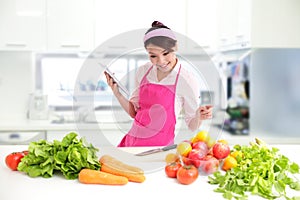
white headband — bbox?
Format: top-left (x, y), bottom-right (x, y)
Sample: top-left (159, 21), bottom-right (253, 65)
top-left (143, 28), bottom-right (176, 43)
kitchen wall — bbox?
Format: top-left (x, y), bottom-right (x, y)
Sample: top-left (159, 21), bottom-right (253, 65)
top-left (0, 52), bottom-right (34, 120)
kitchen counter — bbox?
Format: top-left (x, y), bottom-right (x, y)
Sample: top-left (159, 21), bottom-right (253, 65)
top-left (1, 144), bottom-right (299, 200)
top-left (0, 118), bottom-right (132, 131)
top-left (0, 116), bottom-right (194, 146)
top-left (0, 112), bottom-right (191, 132)
top-left (2, 118), bottom-right (300, 145)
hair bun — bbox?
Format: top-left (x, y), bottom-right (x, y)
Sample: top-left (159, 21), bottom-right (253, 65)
top-left (152, 21), bottom-right (169, 29)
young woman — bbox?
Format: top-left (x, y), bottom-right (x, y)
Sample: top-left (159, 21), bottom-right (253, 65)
top-left (105, 21), bottom-right (213, 147)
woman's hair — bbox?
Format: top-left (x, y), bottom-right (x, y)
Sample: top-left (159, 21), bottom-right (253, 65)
top-left (144, 21), bottom-right (177, 52)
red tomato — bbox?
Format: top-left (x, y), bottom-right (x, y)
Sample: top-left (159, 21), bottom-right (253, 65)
top-left (165, 162), bottom-right (182, 178)
top-left (5, 152), bottom-right (26, 171)
top-left (176, 165), bottom-right (199, 185)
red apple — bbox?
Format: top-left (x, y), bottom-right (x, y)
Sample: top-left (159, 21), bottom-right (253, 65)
top-left (192, 159), bottom-right (202, 168)
top-left (188, 148), bottom-right (207, 168)
top-left (212, 142), bottom-right (230, 159)
top-left (188, 148), bottom-right (207, 160)
top-left (192, 141), bottom-right (208, 151)
top-left (201, 155), bottom-right (220, 174)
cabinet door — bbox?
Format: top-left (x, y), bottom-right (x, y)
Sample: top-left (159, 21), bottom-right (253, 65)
top-left (47, 0), bottom-right (94, 52)
top-left (251, 0), bottom-right (300, 48)
top-left (235, 0), bottom-right (251, 48)
top-left (94, 0), bottom-right (186, 54)
top-left (217, 0), bottom-right (251, 51)
top-left (0, 0), bottom-right (46, 51)
top-left (217, 0), bottom-right (236, 49)
top-left (186, 0), bottom-right (218, 53)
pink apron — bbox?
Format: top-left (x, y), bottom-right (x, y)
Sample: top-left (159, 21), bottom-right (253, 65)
top-left (118, 65), bottom-right (181, 147)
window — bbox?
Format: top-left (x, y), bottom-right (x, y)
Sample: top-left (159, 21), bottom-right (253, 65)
top-left (35, 53), bottom-right (211, 110)
top-left (35, 53), bottom-right (132, 109)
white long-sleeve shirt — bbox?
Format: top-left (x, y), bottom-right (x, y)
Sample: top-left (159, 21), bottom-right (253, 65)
top-left (130, 61), bottom-right (200, 127)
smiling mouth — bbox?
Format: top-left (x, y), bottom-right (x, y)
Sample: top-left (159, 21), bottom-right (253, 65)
top-left (157, 62), bottom-right (170, 68)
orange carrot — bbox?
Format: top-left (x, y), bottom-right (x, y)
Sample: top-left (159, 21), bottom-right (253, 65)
top-left (100, 163), bottom-right (146, 183)
top-left (78, 168), bottom-right (128, 185)
top-left (99, 155), bottom-right (146, 183)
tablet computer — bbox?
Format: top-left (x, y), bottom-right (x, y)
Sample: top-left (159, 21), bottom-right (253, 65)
top-left (100, 63), bottom-right (130, 96)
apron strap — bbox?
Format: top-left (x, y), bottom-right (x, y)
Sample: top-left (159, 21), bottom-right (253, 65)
top-left (142, 64), bottom-right (182, 85)
top-left (140, 65), bottom-right (153, 84)
top-left (174, 64), bottom-right (182, 90)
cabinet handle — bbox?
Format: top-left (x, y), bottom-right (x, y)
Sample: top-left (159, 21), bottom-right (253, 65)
top-left (235, 35), bottom-right (244, 38)
top-left (60, 44), bottom-right (81, 48)
top-left (6, 43), bottom-right (27, 47)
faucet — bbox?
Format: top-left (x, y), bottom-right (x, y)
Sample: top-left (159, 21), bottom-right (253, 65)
top-left (74, 105), bottom-right (98, 123)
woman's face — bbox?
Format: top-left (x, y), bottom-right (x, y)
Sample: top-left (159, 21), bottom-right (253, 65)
top-left (146, 44), bottom-right (177, 73)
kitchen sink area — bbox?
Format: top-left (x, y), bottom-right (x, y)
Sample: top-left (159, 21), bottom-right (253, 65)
top-left (49, 108), bottom-right (134, 124)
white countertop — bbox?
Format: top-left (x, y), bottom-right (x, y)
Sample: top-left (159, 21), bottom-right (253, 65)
top-left (1, 144), bottom-right (300, 200)
top-left (1, 112), bottom-right (300, 145)
top-left (0, 118), bottom-right (133, 131)
top-left (0, 109), bottom-right (136, 131)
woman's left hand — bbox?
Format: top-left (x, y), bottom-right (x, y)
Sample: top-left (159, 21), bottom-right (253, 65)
top-left (198, 105), bottom-right (213, 120)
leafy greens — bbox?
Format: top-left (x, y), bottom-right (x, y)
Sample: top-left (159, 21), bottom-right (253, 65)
top-left (208, 138), bottom-right (300, 200)
top-left (17, 132), bottom-right (101, 179)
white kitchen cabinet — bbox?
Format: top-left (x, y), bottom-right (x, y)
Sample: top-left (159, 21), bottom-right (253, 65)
top-left (217, 0), bottom-right (251, 51)
top-left (186, 0), bottom-right (218, 54)
top-left (251, 0), bottom-right (300, 48)
top-left (236, 0), bottom-right (251, 47)
top-left (46, 0), bottom-right (94, 52)
top-left (94, 0), bottom-right (186, 54)
top-left (0, 0), bottom-right (46, 51)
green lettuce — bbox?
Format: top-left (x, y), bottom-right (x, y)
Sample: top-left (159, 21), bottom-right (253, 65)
top-left (18, 132), bottom-right (100, 179)
top-left (208, 138), bottom-right (300, 200)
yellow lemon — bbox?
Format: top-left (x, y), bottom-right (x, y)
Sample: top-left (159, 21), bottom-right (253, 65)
top-left (206, 136), bottom-right (216, 148)
top-left (176, 142), bottom-right (192, 157)
top-left (165, 153), bottom-right (179, 164)
top-left (191, 130), bottom-right (209, 143)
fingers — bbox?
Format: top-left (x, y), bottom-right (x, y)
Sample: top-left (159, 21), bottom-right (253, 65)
top-left (104, 72), bottom-right (114, 87)
top-left (104, 72), bottom-right (120, 95)
top-left (199, 105), bottom-right (213, 120)
top-left (200, 105), bottom-right (213, 112)
top-left (104, 72), bottom-right (110, 83)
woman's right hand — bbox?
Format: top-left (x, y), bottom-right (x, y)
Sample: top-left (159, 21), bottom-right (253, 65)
top-left (104, 71), bottom-right (136, 118)
top-left (198, 105), bottom-right (213, 120)
top-left (104, 72), bottom-right (120, 96)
